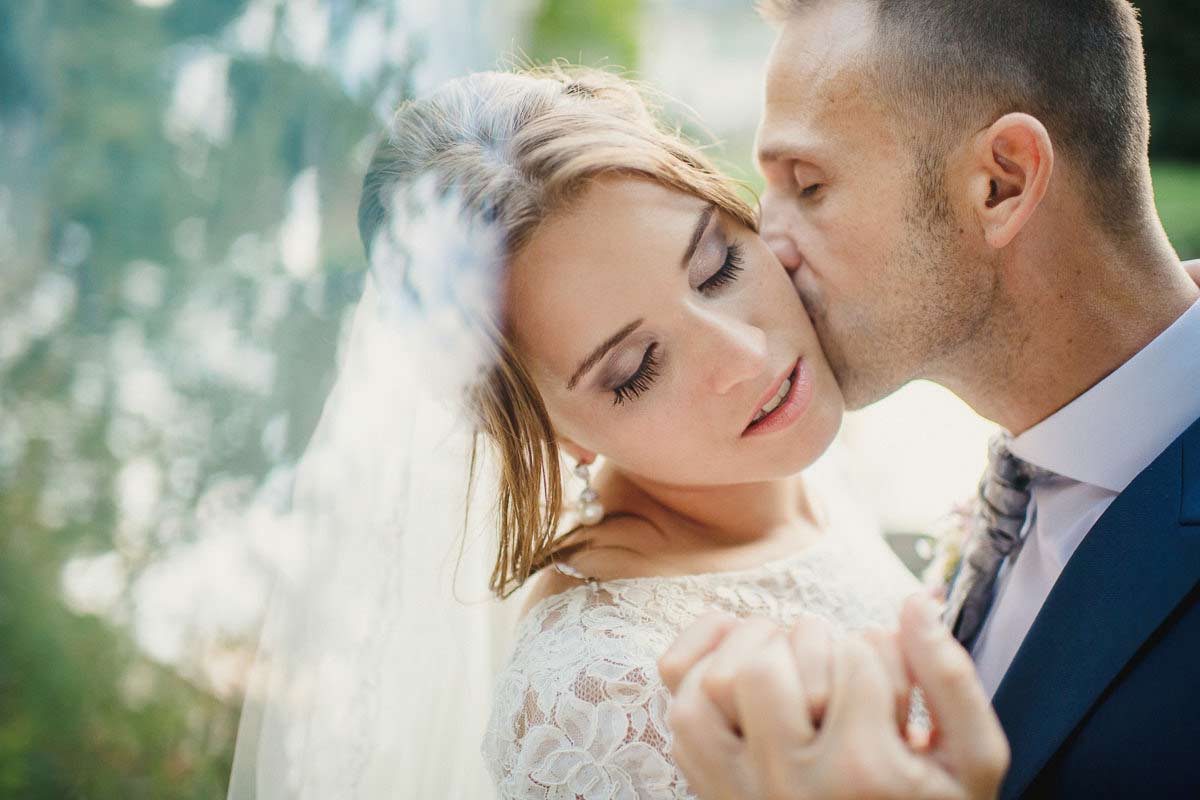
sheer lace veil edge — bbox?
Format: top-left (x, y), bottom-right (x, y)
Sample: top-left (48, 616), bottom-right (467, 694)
top-left (228, 276), bottom-right (521, 799)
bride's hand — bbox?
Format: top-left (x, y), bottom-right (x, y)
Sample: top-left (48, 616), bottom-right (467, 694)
top-left (659, 596), bottom-right (1009, 800)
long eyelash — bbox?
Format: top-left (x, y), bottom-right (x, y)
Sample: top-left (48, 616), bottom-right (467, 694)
top-left (698, 242), bottom-right (745, 294)
top-left (612, 343), bottom-right (661, 406)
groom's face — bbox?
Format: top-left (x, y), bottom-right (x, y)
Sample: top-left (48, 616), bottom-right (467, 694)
top-left (757, 3), bottom-right (993, 409)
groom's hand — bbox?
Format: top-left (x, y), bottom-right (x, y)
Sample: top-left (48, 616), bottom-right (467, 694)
top-left (658, 595), bottom-right (1009, 800)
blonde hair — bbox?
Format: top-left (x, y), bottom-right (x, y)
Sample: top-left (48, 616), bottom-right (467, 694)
top-left (358, 65), bottom-right (757, 598)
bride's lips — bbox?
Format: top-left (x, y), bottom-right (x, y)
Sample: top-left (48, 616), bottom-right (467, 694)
top-left (741, 357), bottom-right (813, 437)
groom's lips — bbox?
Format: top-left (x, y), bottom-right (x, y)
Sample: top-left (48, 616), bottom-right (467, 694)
top-left (742, 356), bottom-right (812, 437)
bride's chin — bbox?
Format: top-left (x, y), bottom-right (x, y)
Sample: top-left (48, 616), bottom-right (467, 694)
top-left (761, 395), bottom-right (844, 477)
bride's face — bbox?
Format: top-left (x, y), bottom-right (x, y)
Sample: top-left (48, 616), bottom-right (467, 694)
top-left (505, 175), bottom-right (845, 487)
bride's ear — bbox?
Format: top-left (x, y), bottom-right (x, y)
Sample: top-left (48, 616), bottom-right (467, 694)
top-left (558, 438), bottom-right (597, 466)
top-left (969, 113), bottom-right (1054, 250)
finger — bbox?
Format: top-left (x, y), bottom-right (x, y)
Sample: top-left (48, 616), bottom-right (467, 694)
top-left (700, 617), bottom-right (784, 731)
top-left (898, 593), bottom-right (1011, 791)
top-left (819, 635), bottom-right (926, 797)
top-left (826, 633), bottom-right (903, 736)
top-left (734, 635), bottom-right (818, 795)
top-left (668, 655), bottom-right (747, 798)
top-left (907, 723), bottom-right (932, 751)
top-left (788, 613), bottom-right (834, 725)
top-left (861, 627), bottom-right (913, 736)
top-left (658, 611), bottom-right (738, 694)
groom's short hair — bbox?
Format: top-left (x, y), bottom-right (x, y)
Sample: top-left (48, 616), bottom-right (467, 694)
top-left (759, 0), bottom-right (1151, 240)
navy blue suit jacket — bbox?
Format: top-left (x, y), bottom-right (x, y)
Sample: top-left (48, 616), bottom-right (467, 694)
top-left (992, 413), bottom-right (1200, 799)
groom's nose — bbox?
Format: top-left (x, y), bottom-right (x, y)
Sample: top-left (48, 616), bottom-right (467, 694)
top-left (759, 202), bottom-right (804, 273)
top-left (765, 233), bottom-right (803, 274)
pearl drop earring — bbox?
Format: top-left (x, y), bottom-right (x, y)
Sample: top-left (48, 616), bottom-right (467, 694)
top-left (573, 461), bottom-right (605, 526)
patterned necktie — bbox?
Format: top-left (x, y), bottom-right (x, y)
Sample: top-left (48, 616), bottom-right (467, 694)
top-left (944, 434), bottom-right (1049, 650)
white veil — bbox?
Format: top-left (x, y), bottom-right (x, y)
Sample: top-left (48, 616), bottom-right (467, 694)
top-left (227, 175), bottom-right (524, 798)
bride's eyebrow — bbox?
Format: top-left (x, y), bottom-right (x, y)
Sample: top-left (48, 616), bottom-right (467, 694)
top-left (680, 204), bottom-right (716, 268)
top-left (567, 319), bottom-right (644, 391)
top-left (566, 203), bottom-right (717, 392)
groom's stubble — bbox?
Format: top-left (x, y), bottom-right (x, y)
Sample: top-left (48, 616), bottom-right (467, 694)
top-left (759, 0), bottom-right (1171, 425)
top-left (761, 13), bottom-right (1002, 411)
top-left (795, 148), bottom-right (1003, 411)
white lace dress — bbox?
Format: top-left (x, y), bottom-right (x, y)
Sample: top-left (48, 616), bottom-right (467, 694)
top-left (481, 501), bottom-right (921, 800)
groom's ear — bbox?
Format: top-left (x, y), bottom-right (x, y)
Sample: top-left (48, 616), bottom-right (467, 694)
top-left (969, 113), bottom-right (1054, 250)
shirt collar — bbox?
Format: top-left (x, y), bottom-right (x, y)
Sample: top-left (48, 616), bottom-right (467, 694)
top-left (1009, 297), bottom-right (1200, 493)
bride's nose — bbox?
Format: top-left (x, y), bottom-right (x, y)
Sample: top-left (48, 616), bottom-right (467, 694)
top-left (694, 309), bottom-right (769, 396)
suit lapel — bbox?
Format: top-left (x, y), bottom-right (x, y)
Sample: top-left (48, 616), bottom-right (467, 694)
top-left (1183, 428), bottom-right (1200, 525)
top-left (992, 416), bottom-right (1200, 800)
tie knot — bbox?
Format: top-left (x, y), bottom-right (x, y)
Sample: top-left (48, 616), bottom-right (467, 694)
top-left (946, 433), bottom-right (1052, 649)
top-left (986, 433), bottom-right (1048, 488)
top-left (977, 433), bottom-right (1051, 535)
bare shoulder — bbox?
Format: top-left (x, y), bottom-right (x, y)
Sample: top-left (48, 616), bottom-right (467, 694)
top-left (518, 566), bottom-right (587, 619)
top-left (518, 514), bottom-right (663, 619)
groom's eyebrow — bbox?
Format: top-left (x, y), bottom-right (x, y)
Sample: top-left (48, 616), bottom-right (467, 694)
top-left (756, 138), bottom-right (821, 168)
top-left (567, 204), bottom-right (716, 391)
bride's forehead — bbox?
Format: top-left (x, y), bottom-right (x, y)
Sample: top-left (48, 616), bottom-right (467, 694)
top-left (519, 178), bottom-right (708, 268)
top-left (503, 180), bottom-right (707, 351)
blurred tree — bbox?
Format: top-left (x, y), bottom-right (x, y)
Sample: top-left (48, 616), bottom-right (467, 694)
top-left (1137, 1), bottom-right (1200, 255)
top-left (0, 0), bottom-right (378, 795)
top-left (529, 0), bottom-right (642, 70)
top-left (162, 0), bottom-right (248, 39)
top-left (1138, 0), bottom-right (1200, 161)
top-left (0, 1), bottom-right (44, 115)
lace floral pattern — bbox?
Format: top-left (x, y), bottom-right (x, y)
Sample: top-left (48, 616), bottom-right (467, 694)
top-left (482, 524), bottom-right (921, 800)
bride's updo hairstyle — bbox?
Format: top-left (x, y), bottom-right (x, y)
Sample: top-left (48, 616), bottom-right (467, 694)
top-left (358, 66), bottom-right (757, 598)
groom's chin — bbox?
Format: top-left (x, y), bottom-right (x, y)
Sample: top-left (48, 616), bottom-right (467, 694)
top-left (841, 375), bottom-right (912, 412)
top-left (826, 354), bottom-right (905, 412)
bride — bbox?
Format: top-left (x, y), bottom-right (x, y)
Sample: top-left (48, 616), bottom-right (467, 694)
top-left (367, 65), bottom-right (924, 798)
top-left (230, 65), bottom-right (927, 799)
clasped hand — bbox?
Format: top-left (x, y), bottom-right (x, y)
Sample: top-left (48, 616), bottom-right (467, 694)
top-left (657, 594), bottom-right (1010, 800)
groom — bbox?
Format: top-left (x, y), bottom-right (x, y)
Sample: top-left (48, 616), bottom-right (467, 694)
top-left (659, 1), bottom-right (1200, 798)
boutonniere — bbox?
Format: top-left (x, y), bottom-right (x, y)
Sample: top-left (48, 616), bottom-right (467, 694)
top-left (921, 498), bottom-right (975, 602)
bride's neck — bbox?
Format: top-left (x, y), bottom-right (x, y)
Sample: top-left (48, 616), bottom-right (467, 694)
top-left (598, 467), bottom-right (823, 550)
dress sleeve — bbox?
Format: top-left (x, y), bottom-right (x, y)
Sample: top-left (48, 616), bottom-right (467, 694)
top-left (482, 586), bottom-right (689, 800)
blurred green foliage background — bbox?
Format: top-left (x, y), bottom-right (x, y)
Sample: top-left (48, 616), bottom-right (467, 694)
top-left (0, 1), bottom-right (1195, 797)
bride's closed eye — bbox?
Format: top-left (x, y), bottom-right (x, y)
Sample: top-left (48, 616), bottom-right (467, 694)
top-left (612, 343), bottom-right (661, 406)
top-left (611, 242), bottom-right (746, 406)
top-left (697, 241), bottom-right (745, 294)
